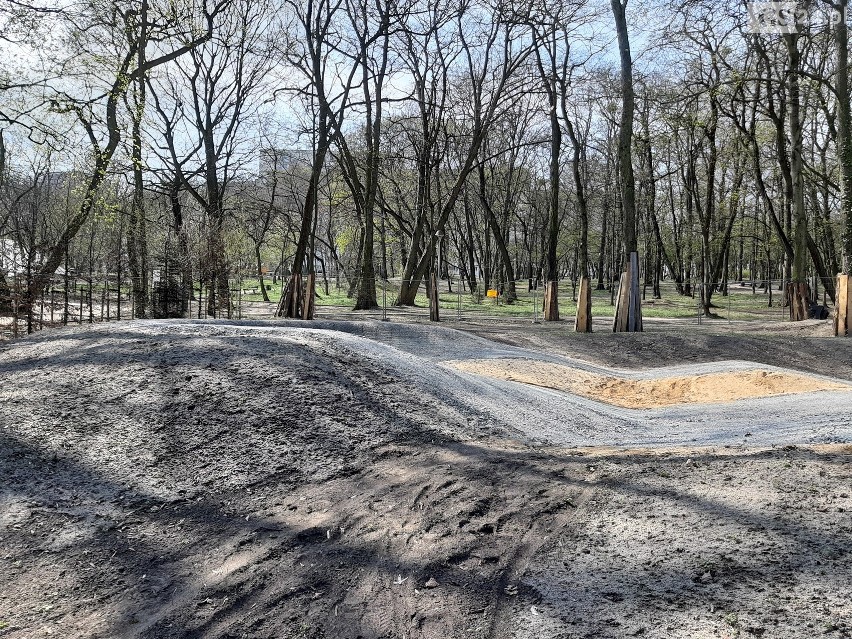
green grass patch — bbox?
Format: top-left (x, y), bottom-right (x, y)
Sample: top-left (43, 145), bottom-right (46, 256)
top-left (229, 276), bottom-right (796, 322)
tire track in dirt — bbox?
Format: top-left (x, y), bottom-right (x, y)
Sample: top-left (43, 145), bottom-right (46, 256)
top-left (290, 441), bottom-right (595, 639)
top-left (485, 475), bottom-right (598, 639)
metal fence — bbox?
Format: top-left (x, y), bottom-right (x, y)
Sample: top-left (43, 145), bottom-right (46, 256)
top-left (1, 272), bottom-right (843, 341)
top-left (311, 276), bottom-right (841, 326)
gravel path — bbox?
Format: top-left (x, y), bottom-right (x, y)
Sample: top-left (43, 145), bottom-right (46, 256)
top-left (256, 319), bottom-right (852, 448)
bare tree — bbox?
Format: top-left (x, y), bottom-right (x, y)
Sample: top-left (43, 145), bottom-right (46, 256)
top-left (832, 0), bottom-right (852, 273)
top-left (611, 0), bottom-right (642, 331)
top-left (394, 1), bottom-right (534, 309)
top-left (528, 0), bottom-right (594, 326)
top-left (17, 0), bottom-right (226, 312)
top-left (333, 0), bottom-right (397, 310)
top-left (277, 0), bottom-right (360, 318)
top-left (149, 0), bottom-right (273, 317)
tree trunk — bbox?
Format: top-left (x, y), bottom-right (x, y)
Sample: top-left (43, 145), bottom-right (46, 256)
top-left (127, 75), bottom-right (149, 319)
top-left (543, 86), bottom-right (561, 321)
top-left (477, 163), bottom-right (517, 303)
top-left (596, 196), bottom-right (609, 290)
top-left (784, 33), bottom-right (810, 319)
top-left (169, 180), bottom-right (191, 315)
top-left (564, 117), bottom-right (592, 331)
top-left (611, 0), bottom-right (641, 331)
top-left (836, 0), bottom-right (852, 274)
top-left (283, 115), bottom-right (331, 317)
top-left (256, 246), bottom-right (270, 302)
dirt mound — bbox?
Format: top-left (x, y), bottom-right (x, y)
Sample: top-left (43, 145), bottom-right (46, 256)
top-left (462, 320), bottom-right (852, 383)
top-left (0, 322), bottom-right (505, 502)
top-left (447, 358), bottom-right (850, 409)
top-left (0, 322), bottom-right (501, 637)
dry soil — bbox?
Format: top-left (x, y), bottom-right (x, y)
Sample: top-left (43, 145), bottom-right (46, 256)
top-left (1, 319), bottom-right (851, 639)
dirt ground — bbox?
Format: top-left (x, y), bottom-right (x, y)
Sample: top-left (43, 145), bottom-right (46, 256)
top-left (1, 318), bottom-right (851, 638)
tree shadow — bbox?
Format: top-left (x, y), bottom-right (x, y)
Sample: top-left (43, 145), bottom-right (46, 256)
top-left (2, 320), bottom-right (851, 637)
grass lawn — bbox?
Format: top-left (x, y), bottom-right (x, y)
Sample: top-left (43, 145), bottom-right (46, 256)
top-left (232, 277), bottom-right (796, 322)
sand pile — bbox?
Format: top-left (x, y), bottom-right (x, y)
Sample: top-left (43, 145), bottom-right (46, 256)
top-left (446, 358), bottom-right (850, 409)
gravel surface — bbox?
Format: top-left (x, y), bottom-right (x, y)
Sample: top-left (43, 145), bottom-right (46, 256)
top-left (266, 319), bottom-right (852, 449)
top-left (1, 319), bottom-right (851, 638)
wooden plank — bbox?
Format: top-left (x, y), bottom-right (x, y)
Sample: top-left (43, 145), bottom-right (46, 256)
top-left (542, 283), bottom-right (550, 319)
top-left (544, 281), bottom-right (560, 321)
top-left (612, 273), bottom-right (623, 331)
top-left (628, 251), bottom-right (642, 333)
top-left (575, 277), bottom-right (591, 333)
top-left (290, 274), bottom-right (301, 318)
top-left (788, 282), bottom-right (806, 322)
top-left (847, 275), bottom-right (852, 336)
top-left (835, 275), bottom-right (847, 336)
top-left (623, 259), bottom-right (633, 332)
top-left (618, 268), bottom-right (630, 333)
top-left (613, 271), bottom-right (629, 332)
top-left (302, 273), bottom-right (315, 320)
top-left (835, 275), bottom-right (843, 335)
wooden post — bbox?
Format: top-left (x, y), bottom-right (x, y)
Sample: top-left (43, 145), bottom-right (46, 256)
top-left (836, 274), bottom-right (849, 337)
top-left (237, 278), bottom-right (242, 320)
top-left (612, 271), bottom-right (628, 332)
top-left (101, 275), bottom-right (107, 321)
top-left (290, 273), bottom-right (301, 318)
top-left (63, 275), bottom-right (69, 326)
top-left (575, 276), bottom-right (592, 333)
top-left (629, 251), bottom-right (642, 332)
top-left (12, 276), bottom-right (18, 339)
top-left (848, 275), bottom-right (852, 335)
top-left (788, 281), bottom-right (810, 321)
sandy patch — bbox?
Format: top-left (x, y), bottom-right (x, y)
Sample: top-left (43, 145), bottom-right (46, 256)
top-left (447, 358), bottom-right (850, 408)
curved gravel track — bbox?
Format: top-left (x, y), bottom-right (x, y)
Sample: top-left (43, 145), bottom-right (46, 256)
top-left (188, 318), bottom-right (852, 449)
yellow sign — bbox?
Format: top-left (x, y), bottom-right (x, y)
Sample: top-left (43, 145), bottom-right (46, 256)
top-left (486, 289), bottom-right (498, 298)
